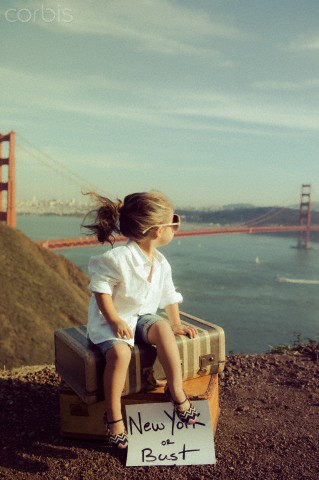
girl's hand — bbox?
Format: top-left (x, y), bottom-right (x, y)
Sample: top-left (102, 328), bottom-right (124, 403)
top-left (94, 293), bottom-right (133, 339)
top-left (171, 324), bottom-right (198, 339)
top-left (110, 319), bottom-right (133, 340)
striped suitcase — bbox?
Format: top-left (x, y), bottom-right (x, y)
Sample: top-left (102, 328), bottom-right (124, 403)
top-left (59, 374), bottom-right (220, 440)
top-left (55, 311), bottom-right (225, 404)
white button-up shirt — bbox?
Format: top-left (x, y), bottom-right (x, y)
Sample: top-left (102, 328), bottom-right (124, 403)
top-left (87, 240), bottom-right (183, 346)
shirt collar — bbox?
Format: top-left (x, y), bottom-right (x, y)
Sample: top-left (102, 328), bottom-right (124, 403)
top-left (126, 240), bottom-right (164, 266)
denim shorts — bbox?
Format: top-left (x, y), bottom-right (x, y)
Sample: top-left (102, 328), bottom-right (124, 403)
top-left (89, 313), bottom-right (164, 356)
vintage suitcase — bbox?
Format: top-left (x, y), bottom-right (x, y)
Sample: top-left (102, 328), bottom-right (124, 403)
top-left (55, 311), bottom-right (225, 404)
top-left (59, 374), bottom-right (219, 440)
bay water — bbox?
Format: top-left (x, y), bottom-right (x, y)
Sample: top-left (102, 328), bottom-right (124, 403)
top-left (17, 215), bottom-right (319, 355)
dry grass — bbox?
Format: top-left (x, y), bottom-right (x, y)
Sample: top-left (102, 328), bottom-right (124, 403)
top-left (0, 223), bottom-right (90, 369)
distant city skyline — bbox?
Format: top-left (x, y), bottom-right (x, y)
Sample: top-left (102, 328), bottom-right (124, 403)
top-left (1, 0), bottom-right (319, 208)
top-left (16, 196), bottom-right (319, 214)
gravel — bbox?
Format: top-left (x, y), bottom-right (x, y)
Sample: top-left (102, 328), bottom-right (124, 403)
top-left (0, 344), bottom-right (318, 480)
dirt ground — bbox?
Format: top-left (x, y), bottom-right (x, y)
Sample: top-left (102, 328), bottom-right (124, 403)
top-left (0, 344), bottom-right (318, 480)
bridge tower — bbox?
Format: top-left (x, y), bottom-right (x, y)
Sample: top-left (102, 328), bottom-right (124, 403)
top-left (0, 131), bottom-right (16, 228)
top-left (297, 184), bottom-right (311, 249)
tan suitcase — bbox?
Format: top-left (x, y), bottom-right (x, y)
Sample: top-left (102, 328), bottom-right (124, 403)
top-left (55, 311), bottom-right (225, 404)
top-left (59, 374), bottom-right (219, 440)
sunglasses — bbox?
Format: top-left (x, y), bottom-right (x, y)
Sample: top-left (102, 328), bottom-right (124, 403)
top-left (142, 213), bottom-right (181, 235)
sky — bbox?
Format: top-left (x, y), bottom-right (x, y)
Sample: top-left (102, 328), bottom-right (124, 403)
top-left (1, 0), bottom-right (319, 209)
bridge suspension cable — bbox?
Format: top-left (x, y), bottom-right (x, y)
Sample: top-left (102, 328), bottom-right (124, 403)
top-left (12, 132), bottom-right (318, 251)
top-left (234, 186), bottom-right (305, 228)
top-left (241, 206), bottom-right (294, 227)
top-left (16, 133), bottom-right (99, 192)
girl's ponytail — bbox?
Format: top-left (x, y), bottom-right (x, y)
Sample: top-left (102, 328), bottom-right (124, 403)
top-left (83, 190), bottom-right (174, 244)
top-left (82, 193), bottom-right (123, 245)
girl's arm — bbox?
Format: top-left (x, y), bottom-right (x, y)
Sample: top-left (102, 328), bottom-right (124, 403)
top-left (94, 292), bottom-right (134, 339)
top-left (165, 303), bottom-right (198, 339)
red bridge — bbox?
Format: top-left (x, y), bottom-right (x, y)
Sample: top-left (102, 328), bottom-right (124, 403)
top-left (0, 132), bottom-right (318, 250)
top-left (36, 224), bottom-right (319, 250)
top-left (35, 184), bottom-right (319, 250)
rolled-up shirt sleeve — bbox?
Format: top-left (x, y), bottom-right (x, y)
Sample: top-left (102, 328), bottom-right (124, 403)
top-left (159, 261), bottom-right (183, 309)
top-left (88, 253), bottom-right (120, 295)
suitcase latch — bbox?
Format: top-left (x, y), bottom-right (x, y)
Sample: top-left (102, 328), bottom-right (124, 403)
top-left (198, 354), bottom-right (215, 375)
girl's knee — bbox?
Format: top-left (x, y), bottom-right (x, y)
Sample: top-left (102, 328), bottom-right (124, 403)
top-left (105, 343), bottom-right (131, 365)
top-left (148, 320), bottom-right (173, 342)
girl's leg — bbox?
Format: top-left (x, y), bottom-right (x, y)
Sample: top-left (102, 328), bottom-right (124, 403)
top-left (147, 321), bottom-right (190, 412)
top-left (104, 343), bottom-right (131, 435)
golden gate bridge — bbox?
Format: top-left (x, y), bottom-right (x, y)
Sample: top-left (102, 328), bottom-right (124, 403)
top-left (1, 130), bottom-right (319, 250)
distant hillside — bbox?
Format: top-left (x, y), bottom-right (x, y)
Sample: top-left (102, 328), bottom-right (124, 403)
top-left (178, 206), bottom-right (319, 226)
top-left (0, 223), bottom-right (90, 369)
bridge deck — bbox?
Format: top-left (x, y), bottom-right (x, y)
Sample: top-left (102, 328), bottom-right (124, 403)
top-left (36, 225), bottom-right (319, 250)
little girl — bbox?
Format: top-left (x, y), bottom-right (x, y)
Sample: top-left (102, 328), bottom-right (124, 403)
top-left (84, 190), bottom-right (199, 449)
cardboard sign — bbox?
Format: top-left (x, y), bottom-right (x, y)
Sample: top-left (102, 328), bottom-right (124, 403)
top-left (125, 400), bottom-right (215, 466)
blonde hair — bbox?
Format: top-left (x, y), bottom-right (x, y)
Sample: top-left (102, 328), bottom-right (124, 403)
top-left (82, 190), bottom-right (173, 245)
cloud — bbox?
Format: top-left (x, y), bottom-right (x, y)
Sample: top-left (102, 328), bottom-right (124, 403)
top-left (41, 86), bottom-right (319, 134)
top-left (16, 142), bottom-right (150, 197)
top-left (286, 34), bottom-right (319, 51)
top-left (3, 65), bottom-right (319, 138)
top-left (169, 95), bottom-right (319, 132)
top-left (253, 80), bottom-right (304, 91)
top-left (12, 0), bottom-right (243, 58)
top-left (56, 150), bottom-right (149, 170)
top-left (252, 79), bottom-right (319, 91)
top-left (0, 66), bottom-right (122, 95)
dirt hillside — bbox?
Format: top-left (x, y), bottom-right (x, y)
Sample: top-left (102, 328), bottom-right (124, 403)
top-left (0, 223), bottom-right (90, 369)
top-left (0, 343), bottom-right (318, 479)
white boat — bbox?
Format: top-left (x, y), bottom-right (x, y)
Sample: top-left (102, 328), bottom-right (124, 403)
top-left (276, 275), bottom-right (319, 285)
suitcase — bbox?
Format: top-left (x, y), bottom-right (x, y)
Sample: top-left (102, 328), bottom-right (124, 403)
top-left (59, 374), bottom-right (219, 440)
top-left (55, 311), bottom-right (225, 404)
